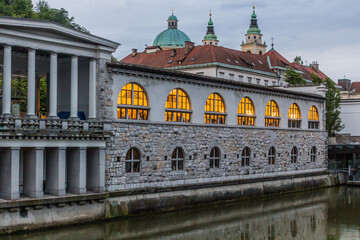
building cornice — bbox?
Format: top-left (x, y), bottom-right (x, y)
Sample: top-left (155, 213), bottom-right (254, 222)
top-left (166, 62), bottom-right (279, 78)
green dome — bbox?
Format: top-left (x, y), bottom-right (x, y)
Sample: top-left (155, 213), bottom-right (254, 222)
top-left (153, 28), bottom-right (191, 48)
top-left (168, 14), bottom-right (178, 21)
top-left (247, 27), bottom-right (261, 34)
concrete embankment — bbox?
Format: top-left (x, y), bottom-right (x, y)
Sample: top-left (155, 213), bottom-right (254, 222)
top-left (0, 170), bottom-right (346, 235)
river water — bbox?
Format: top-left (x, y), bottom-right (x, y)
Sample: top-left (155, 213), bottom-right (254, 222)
top-left (2, 186), bottom-right (360, 240)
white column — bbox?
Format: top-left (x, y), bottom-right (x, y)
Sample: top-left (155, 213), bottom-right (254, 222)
top-left (87, 147), bottom-right (105, 193)
top-left (27, 49), bottom-right (36, 117)
top-left (49, 52), bottom-right (58, 118)
top-left (2, 45), bottom-right (12, 116)
top-left (23, 147), bottom-right (44, 198)
top-left (67, 147), bottom-right (87, 194)
top-left (0, 147), bottom-right (20, 200)
top-left (88, 59), bottom-right (97, 119)
top-left (70, 55), bottom-right (78, 118)
top-left (46, 147), bottom-right (66, 196)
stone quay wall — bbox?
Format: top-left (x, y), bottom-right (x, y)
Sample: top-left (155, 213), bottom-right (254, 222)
top-left (105, 121), bottom-right (328, 191)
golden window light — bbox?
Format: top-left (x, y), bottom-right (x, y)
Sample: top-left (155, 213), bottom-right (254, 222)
top-left (308, 106), bottom-right (319, 121)
top-left (165, 88), bottom-right (192, 122)
top-left (265, 100), bottom-right (279, 117)
top-left (237, 97), bottom-right (255, 126)
top-left (117, 83), bottom-right (149, 120)
top-left (204, 93), bottom-right (226, 124)
top-left (288, 103), bottom-right (301, 119)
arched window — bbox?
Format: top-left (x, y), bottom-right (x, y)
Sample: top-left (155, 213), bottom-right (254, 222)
top-left (265, 100), bottom-right (280, 127)
top-left (118, 83), bottom-right (149, 120)
top-left (291, 146), bottom-right (298, 163)
top-left (247, 50), bottom-right (251, 53)
top-left (242, 147), bottom-right (251, 167)
top-left (204, 93), bottom-right (226, 124)
top-left (288, 103), bottom-right (301, 128)
top-left (125, 148), bottom-right (141, 173)
top-left (311, 146), bottom-right (317, 162)
top-left (210, 147), bottom-right (220, 168)
top-left (237, 97), bottom-right (255, 126)
top-left (268, 147), bottom-right (276, 165)
top-left (171, 147), bottom-right (184, 171)
top-left (259, 51), bottom-right (263, 55)
top-left (308, 106), bottom-right (320, 129)
top-left (165, 88), bottom-right (191, 122)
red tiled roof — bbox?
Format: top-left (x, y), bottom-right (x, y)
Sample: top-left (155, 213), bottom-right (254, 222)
top-left (289, 62), bottom-right (328, 80)
top-left (264, 49), bottom-right (290, 68)
top-left (121, 45), bottom-right (274, 73)
top-left (350, 82), bottom-right (360, 93)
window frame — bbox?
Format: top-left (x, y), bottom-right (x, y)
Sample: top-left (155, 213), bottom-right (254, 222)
top-left (237, 97), bottom-right (256, 126)
top-left (311, 146), bottom-right (317, 162)
top-left (265, 100), bottom-right (281, 127)
top-left (125, 148), bottom-right (141, 174)
top-left (291, 146), bottom-right (298, 164)
top-left (171, 147), bottom-right (185, 171)
top-left (241, 147), bottom-right (251, 167)
top-left (165, 88), bottom-right (192, 123)
top-left (204, 93), bottom-right (227, 124)
top-left (210, 147), bottom-right (221, 169)
top-left (268, 147), bottom-right (276, 165)
top-left (308, 106), bottom-right (320, 129)
top-left (288, 103), bottom-right (302, 129)
top-left (117, 83), bottom-right (150, 121)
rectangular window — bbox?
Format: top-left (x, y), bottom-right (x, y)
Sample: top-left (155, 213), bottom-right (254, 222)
top-left (219, 72), bottom-right (225, 78)
top-left (196, 72), bottom-right (204, 75)
top-left (288, 120), bottom-right (301, 128)
top-left (264, 80), bottom-right (269, 86)
top-left (247, 77), bottom-right (252, 84)
top-left (308, 121), bottom-right (319, 129)
top-left (229, 74), bottom-right (235, 80)
top-left (238, 75), bottom-right (244, 81)
top-left (265, 118), bottom-right (280, 127)
top-left (256, 78), bottom-right (261, 85)
top-left (272, 81), bottom-right (277, 86)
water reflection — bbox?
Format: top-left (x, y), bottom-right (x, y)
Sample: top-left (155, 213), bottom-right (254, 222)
top-left (3, 187), bottom-right (360, 240)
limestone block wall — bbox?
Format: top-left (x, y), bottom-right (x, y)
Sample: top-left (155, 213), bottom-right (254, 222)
top-left (105, 122), bottom-right (327, 191)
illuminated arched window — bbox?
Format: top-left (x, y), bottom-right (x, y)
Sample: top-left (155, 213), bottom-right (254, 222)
top-left (291, 146), bottom-right (298, 164)
top-left (210, 147), bottom-right (221, 168)
top-left (171, 147), bottom-right (184, 171)
top-left (265, 100), bottom-right (280, 127)
top-left (308, 106), bottom-right (319, 129)
top-left (125, 148), bottom-right (141, 173)
top-left (204, 93), bottom-right (226, 124)
top-left (165, 88), bottom-right (191, 122)
top-left (288, 103), bottom-right (301, 128)
top-left (237, 97), bottom-right (255, 126)
top-left (117, 83), bottom-right (149, 120)
top-left (268, 147), bottom-right (276, 165)
top-left (311, 146), bottom-right (317, 162)
top-left (241, 147), bottom-right (251, 167)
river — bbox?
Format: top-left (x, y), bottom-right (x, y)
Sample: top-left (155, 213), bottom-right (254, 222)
top-left (1, 186), bottom-right (359, 240)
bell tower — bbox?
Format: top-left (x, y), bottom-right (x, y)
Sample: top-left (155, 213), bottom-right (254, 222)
top-left (203, 10), bottom-right (219, 46)
top-left (241, 3), bottom-right (267, 55)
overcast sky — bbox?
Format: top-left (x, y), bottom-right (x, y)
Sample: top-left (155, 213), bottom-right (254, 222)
top-left (45, 0), bottom-right (360, 81)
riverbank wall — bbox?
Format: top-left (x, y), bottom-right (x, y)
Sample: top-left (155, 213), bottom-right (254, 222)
top-left (0, 169), bottom-right (346, 234)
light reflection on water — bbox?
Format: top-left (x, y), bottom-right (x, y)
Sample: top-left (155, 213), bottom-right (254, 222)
top-left (2, 186), bottom-right (360, 240)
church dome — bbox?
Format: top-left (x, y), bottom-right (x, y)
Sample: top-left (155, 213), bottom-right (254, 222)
top-left (153, 13), bottom-right (191, 49)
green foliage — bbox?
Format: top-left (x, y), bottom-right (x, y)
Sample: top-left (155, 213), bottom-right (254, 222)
top-left (111, 55), bottom-right (118, 64)
top-left (294, 56), bottom-right (303, 65)
top-left (324, 77), bottom-right (344, 137)
top-left (39, 77), bottom-right (47, 115)
top-left (0, 0), bottom-right (88, 33)
top-left (310, 73), bottom-right (324, 85)
top-left (284, 67), bottom-right (307, 85)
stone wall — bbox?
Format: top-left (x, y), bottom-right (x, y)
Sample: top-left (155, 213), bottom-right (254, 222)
top-left (105, 122), bottom-right (327, 191)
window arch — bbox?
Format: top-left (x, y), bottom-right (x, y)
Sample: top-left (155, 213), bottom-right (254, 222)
top-left (259, 51), bottom-right (263, 55)
top-left (204, 93), bottom-right (226, 124)
top-left (265, 100), bottom-right (280, 127)
top-left (291, 146), bottom-right (298, 163)
top-left (311, 146), bottom-right (317, 162)
top-left (117, 83), bottom-right (149, 120)
top-left (237, 97), bottom-right (255, 126)
top-left (268, 147), bottom-right (276, 165)
top-left (288, 103), bottom-right (301, 128)
top-left (210, 147), bottom-right (220, 168)
top-left (242, 147), bottom-right (251, 167)
top-left (308, 106), bottom-right (320, 129)
top-left (125, 148), bottom-right (141, 173)
top-left (165, 88), bottom-right (191, 122)
top-left (171, 147), bottom-right (184, 171)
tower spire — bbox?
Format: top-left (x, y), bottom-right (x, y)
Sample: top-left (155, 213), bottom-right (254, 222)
top-left (203, 10), bottom-right (219, 46)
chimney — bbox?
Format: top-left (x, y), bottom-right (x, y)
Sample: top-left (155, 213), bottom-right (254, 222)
top-left (184, 41), bottom-right (195, 55)
top-left (131, 49), bottom-right (137, 57)
top-left (310, 61), bottom-right (319, 71)
top-left (171, 49), bottom-right (177, 57)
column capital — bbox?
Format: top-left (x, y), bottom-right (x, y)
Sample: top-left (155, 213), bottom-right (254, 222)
top-left (27, 48), bottom-right (36, 52)
top-left (3, 44), bottom-right (12, 49)
top-left (50, 51), bottom-right (58, 56)
top-left (71, 55), bottom-right (79, 59)
top-left (11, 147), bottom-right (21, 151)
top-left (58, 147), bottom-right (67, 151)
top-left (79, 147), bottom-right (87, 150)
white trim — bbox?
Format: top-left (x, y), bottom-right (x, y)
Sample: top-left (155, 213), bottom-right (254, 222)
top-left (0, 140), bottom-right (106, 148)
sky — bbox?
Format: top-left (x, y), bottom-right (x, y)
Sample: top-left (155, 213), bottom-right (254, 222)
top-left (45, 0), bottom-right (360, 81)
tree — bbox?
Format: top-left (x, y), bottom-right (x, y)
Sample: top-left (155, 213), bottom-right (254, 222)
top-left (0, 0), bottom-right (88, 32)
top-left (310, 73), bottom-right (324, 85)
top-left (284, 67), bottom-right (307, 85)
top-left (294, 56), bottom-right (303, 65)
top-left (324, 77), bottom-right (344, 137)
